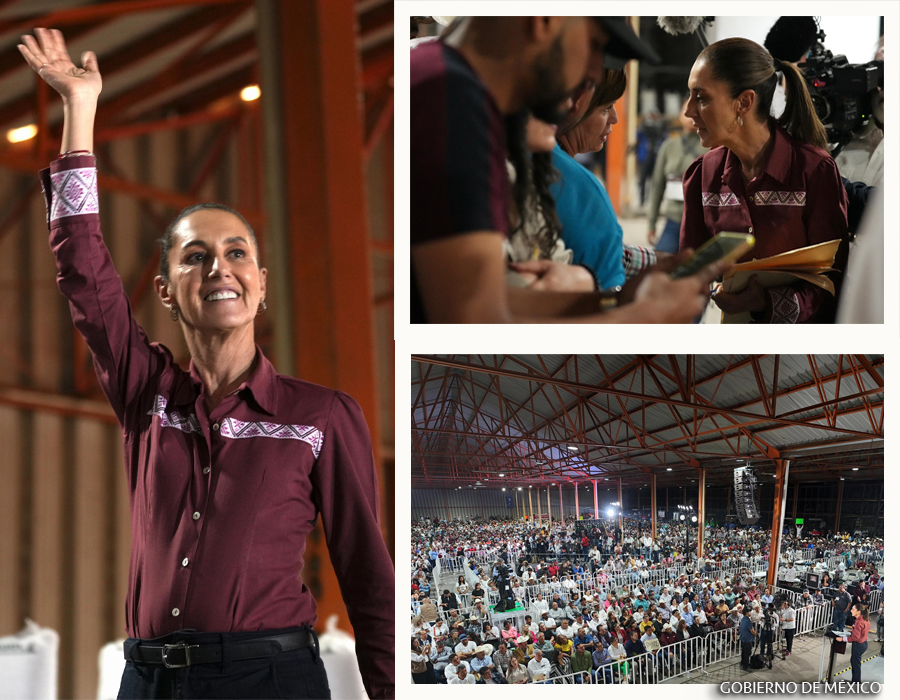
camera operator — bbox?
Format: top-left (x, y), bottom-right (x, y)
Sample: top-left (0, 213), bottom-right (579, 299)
top-left (779, 599), bottom-right (796, 656)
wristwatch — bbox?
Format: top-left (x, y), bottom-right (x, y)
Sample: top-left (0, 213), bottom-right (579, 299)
top-left (599, 285), bottom-right (623, 311)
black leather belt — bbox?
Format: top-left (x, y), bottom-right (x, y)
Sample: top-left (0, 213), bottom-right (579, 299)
top-left (126, 629), bottom-right (315, 669)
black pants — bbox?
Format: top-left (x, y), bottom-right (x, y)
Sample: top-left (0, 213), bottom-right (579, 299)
top-left (851, 641), bottom-right (867, 683)
top-left (784, 629), bottom-right (794, 653)
top-left (740, 641), bottom-right (753, 669)
top-left (117, 627), bottom-right (330, 699)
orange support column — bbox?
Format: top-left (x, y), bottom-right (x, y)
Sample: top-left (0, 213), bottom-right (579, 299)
top-left (651, 473), bottom-right (658, 541)
top-left (574, 481), bottom-right (579, 521)
top-left (696, 469), bottom-right (705, 557)
top-left (259, 0), bottom-right (386, 636)
top-left (766, 459), bottom-right (791, 588)
top-left (593, 479), bottom-right (599, 519)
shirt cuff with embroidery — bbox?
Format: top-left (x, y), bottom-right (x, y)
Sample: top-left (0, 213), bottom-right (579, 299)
top-left (40, 155), bottom-right (99, 225)
top-left (766, 286), bottom-right (801, 323)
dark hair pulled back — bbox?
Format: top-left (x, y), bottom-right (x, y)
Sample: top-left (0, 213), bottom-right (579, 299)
top-left (160, 203), bottom-right (259, 281)
top-left (698, 37), bottom-right (828, 151)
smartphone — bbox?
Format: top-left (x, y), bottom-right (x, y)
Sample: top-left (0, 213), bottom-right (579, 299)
top-left (670, 232), bottom-right (755, 279)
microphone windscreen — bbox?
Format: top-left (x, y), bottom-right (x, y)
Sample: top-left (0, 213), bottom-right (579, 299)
top-left (764, 17), bottom-right (819, 62)
top-left (657, 16), bottom-right (705, 36)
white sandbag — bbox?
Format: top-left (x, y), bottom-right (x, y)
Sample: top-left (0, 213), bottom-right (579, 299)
top-left (0, 620), bottom-right (58, 700)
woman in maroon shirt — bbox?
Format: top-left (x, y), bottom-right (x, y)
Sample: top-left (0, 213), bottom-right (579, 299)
top-left (680, 38), bottom-right (849, 323)
top-left (19, 29), bottom-right (393, 699)
top-left (843, 603), bottom-right (871, 684)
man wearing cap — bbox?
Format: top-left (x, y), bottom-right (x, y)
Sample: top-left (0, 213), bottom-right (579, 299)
top-left (455, 633), bottom-right (478, 660)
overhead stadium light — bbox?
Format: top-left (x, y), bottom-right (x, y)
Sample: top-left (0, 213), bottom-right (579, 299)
top-left (7, 124), bottom-right (37, 143)
top-left (240, 84), bottom-right (261, 101)
top-left (567, 445), bottom-right (579, 452)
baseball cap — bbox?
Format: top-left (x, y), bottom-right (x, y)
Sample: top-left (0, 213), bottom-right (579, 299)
top-left (594, 17), bottom-right (661, 69)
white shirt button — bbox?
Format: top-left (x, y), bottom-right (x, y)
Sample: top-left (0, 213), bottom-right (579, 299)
top-left (193, 512), bottom-right (201, 520)
top-left (172, 608), bottom-right (180, 617)
top-left (182, 557), bottom-right (189, 567)
top-left (212, 423), bottom-right (220, 431)
top-left (203, 467), bottom-right (210, 475)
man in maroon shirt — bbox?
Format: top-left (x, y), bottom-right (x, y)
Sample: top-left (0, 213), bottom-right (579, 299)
top-left (21, 28), bottom-right (392, 699)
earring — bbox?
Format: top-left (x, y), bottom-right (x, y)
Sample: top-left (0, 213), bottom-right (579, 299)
top-left (737, 115), bottom-right (744, 127)
top-left (257, 300), bottom-right (267, 315)
top-left (169, 306), bottom-right (179, 321)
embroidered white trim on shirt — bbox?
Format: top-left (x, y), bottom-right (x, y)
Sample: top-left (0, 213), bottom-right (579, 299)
top-left (219, 418), bottom-right (324, 458)
top-left (701, 192), bottom-right (740, 207)
top-left (49, 167), bottom-right (99, 222)
top-left (753, 190), bottom-right (807, 206)
top-left (149, 395), bottom-right (201, 434)
top-left (148, 395), bottom-right (323, 457)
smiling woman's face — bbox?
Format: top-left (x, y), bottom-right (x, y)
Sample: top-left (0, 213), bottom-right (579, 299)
top-left (158, 209), bottom-right (266, 332)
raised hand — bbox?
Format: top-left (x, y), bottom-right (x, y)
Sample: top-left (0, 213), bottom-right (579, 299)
top-left (18, 28), bottom-right (101, 103)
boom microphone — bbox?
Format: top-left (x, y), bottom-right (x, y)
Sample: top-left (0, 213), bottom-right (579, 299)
top-left (657, 16), bottom-right (715, 48)
top-left (764, 17), bottom-right (819, 63)
top-left (657, 17), bottom-right (707, 36)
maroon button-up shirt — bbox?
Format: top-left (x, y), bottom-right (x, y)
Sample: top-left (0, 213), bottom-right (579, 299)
top-left (40, 155), bottom-right (394, 698)
top-left (680, 125), bottom-right (849, 323)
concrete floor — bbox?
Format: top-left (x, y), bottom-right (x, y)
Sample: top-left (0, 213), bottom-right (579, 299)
top-left (665, 624), bottom-right (883, 685)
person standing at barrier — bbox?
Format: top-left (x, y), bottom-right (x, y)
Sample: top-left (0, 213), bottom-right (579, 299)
top-left (842, 603), bottom-right (870, 685)
top-left (739, 607), bottom-right (756, 670)
top-left (779, 600), bottom-right (796, 656)
top-left (833, 583), bottom-right (852, 630)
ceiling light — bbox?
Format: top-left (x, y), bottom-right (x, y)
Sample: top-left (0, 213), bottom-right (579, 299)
top-left (840, 477), bottom-right (845, 481)
top-left (502, 487), bottom-right (506, 491)
top-left (667, 468), bottom-right (673, 471)
top-left (240, 84), bottom-right (261, 101)
top-left (852, 468), bottom-right (859, 471)
top-left (552, 483), bottom-right (556, 486)
top-left (567, 445), bottom-right (579, 452)
top-left (529, 485), bottom-right (532, 488)
top-left (7, 124), bottom-right (37, 143)
top-left (499, 473), bottom-right (504, 477)
top-left (517, 487), bottom-right (522, 491)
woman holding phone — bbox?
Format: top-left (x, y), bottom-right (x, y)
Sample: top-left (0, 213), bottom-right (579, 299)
top-left (680, 38), bottom-right (849, 323)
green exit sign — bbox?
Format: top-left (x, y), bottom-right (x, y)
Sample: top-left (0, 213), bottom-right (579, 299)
top-left (796, 518), bottom-right (804, 525)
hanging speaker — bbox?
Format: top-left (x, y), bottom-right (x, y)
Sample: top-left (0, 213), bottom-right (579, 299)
top-left (734, 467), bottom-right (760, 525)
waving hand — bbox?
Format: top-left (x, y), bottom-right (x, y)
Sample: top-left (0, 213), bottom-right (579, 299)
top-left (18, 27), bottom-right (101, 102)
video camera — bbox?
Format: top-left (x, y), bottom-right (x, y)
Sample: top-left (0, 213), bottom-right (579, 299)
top-left (801, 28), bottom-right (883, 151)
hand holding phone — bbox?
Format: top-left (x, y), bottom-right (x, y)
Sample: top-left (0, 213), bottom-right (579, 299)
top-left (670, 232), bottom-right (755, 280)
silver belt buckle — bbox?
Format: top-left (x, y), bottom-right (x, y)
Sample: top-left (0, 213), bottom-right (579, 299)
top-left (162, 642), bottom-right (197, 668)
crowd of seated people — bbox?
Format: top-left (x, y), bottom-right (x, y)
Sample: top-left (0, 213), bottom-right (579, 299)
top-left (411, 515), bottom-right (882, 683)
